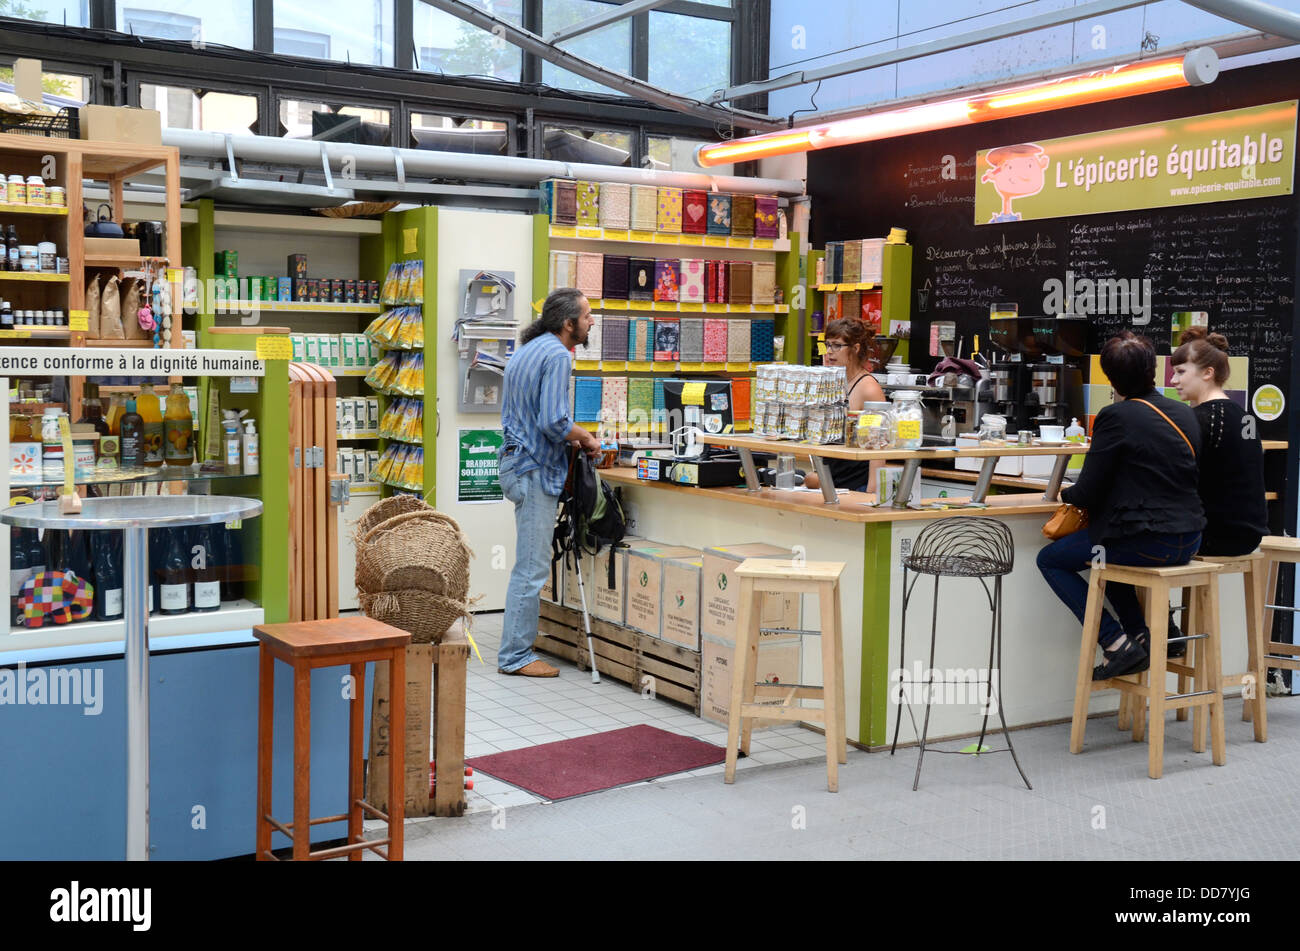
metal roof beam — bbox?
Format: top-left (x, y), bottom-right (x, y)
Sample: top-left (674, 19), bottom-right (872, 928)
top-left (421, 0), bottom-right (783, 131)
top-left (548, 0), bottom-right (675, 44)
top-left (1179, 0), bottom-right (1300, 41)
top-left (712, 0), bottom-right (1155, 103)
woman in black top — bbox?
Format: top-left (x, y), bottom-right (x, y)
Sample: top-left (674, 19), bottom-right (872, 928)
top-left (804, 317), bottom-right (886, 493)
top-left (1170, 327), bottom-right (1268, 555)
top-left (1036, 332), bottom-right (1206, 680)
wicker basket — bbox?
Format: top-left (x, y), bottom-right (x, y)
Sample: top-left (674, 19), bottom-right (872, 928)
top-left (353, 494), bottom-right (429, 542)
top-left (358, 589), bottom-right (470, 645)
top-left (355, 509), bottom-right (472, 599)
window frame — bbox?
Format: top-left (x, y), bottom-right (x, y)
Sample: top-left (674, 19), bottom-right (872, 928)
top-left (126, 73), bottom-right (270, 135)
top-left (403, 103), bottom-right (519, 156)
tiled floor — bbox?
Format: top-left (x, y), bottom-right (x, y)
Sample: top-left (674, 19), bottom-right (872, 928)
top-left (450, 611), bottom-right (831, 814)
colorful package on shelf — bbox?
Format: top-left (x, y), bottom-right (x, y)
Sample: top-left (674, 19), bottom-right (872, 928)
top-left (751, 319), bottom-right (776, 362)
top-left (653, 318), bottom-right (680, 361)
top-left (705, 259), bottom-right (729, 304)
top-left (576, 180), bottom-right (600, 228)
top-left (653, 259), bottom-right (680, 302)
top-left (727, 261), bottom-right (754, 305)
top-left (574, 376), bottom-right (604, 422)
top-left (703, 318), bottom-right (729, 362)
top-left (380, 397), bottom-right (425, 443)
top-left (602, 316), bottom-right (629, 361)
top-left (365, 349), bottom-right (401, 391)
top-left (380, 261), bottom-right (403, 303)
top-left (599, 182), bottom-right (631, 230)
top-left (727, 319), bottom-right (751, 363)
top-left (628, 258), bottom-right (655, 301)
top-left (602, 254), bottom-right (630, 300)
top-left (731, 377), bottom-right (752, 423)
top-left (364, 306), bottom-right (423, 350)
top-left (627, 378), bottom-right (654, 435)
top-left (405, 260), bottom-right (425, 303)
top-left (574, 312), bottom-right (602, 362)
top-left (861, 238), bottom-right (886, 284)
top-left (550, 250), bottom-right (578, 290)
top-left (576, 251), bottom-right (604, 299)
top-left (374, 443), bottom-right (403, 483)
top-left (600, 376), bottom-right (628, 438)
top-left (842, 240), bottom-right (862, 283)
top-left (656, 187), bottom-right (683, 233)
top-left (394, 351), bottom-right (425, 396)
top-left (752, 261), bottom-right (777, 306)
top-left (682, 189), bottom-right (708, 235)
top-left (861, 288), bottom-right (883, 333)
top-left (707, 193), bottom-right (732, 235)
top-left (364, 309), bottom-right (401, 348)
top-left (628, 316), bottom-right (654, 362)
top-left (679, 317), bottom-right (705, 362)
top-left (730, 194), bottom-right (756, 238)
top-left (396, 446), bottom-right (425, 490)
top-left (631, 184), bottom-right (658, 232)
top-left (394, 306), bottom-right (424, 350)
top-left (841, 290), bottom-right (862, 325)
top-left (540, 178), bottom-right (577, 225)
top-left (754, 195), bottom-right (779, 238)
top-left (679, 258), bottom-right (705, 303)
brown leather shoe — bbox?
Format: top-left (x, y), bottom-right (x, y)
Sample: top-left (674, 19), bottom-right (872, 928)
top-left (498, 660), bottom-right (559, 678)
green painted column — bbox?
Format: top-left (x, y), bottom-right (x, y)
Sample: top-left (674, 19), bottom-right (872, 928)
top-left (882, 243), bottom-right (912, 365)
top-left (776, 232), bottom-right (802, 365)
top-left (860, 520), bottom-right (893, 746)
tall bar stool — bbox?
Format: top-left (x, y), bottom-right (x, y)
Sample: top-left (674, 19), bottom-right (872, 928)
top-left (255, 617), bottom-right (411, 861)
top-left (1258, 535), bottom-right (1300, 686)
top-left (724, 559), bottom-right (846, 792)
top-left (1070, 561), bottom-right (1226, 779)
top-left (889, 517), bottom-right (1031, 792)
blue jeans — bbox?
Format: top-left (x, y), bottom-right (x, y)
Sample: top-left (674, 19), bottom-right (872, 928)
top-left (1036, 528), bottom-right (1202, 647)
top-left (498, 462), bottom-right (560, 672)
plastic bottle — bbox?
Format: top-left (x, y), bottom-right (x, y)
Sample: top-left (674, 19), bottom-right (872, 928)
top-left (119, 399), bottom-right (144, 468)
top-left (1065, 417), bottom-right (1086, 444)
top-left (242, 418), bottom-right (259, 475)
top-left (222, 410), bottom-right (243, 472)
top-left (106, 393), bottom-right (125, 435)
top-left (163, 383), bottom-right (193, 467)
top-left (137, 383), bottom-right (164, 467)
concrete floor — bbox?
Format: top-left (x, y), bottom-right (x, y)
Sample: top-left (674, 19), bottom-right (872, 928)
top-left (393, 612), bottom-right (1300, 861)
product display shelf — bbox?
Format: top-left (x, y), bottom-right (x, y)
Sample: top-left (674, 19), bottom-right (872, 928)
top-left (14, 465), bottom-right (251, 490)
top-left (807, 243), bottom-right (911, 365)
top-left (534, 214), bottom-right (797, 440)
top-left (213, 300), bottom-right (384, 315)
top-left (0, 203), bottom-right (68, 217)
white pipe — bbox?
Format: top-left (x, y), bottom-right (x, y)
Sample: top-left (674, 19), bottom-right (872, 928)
top-left (161, 129), bottom-right (807, 196)
top-left (1180, 0), bottom-right (1300, 42)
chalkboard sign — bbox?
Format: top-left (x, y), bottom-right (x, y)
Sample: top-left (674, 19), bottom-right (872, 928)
top-left (809, 60), bottom-right (1299, 445)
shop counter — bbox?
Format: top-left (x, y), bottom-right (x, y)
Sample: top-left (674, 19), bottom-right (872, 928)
top-left (604, 465), bottom-right (1253, 751)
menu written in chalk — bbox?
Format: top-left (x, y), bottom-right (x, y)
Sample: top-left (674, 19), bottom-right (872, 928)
top-left (0, 347), bottom-right (268, 377)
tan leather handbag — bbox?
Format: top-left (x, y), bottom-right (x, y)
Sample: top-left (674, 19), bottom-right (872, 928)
top-left (1042, 503), bottom-right (1088, 540)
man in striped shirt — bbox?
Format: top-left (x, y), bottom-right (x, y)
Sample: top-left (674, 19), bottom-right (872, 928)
top-left (498, 288), bottom-right (600, 677)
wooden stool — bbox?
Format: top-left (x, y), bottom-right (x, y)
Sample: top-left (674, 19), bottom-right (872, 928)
top-left (1070, 561), bottom-right (1226, 779)
top-left (255, 617), bottom-right (411, 860)
top-left (431, 623), bottom-right (471, 818)
top-left (724, 559), bottom-right (846, 792)
top-left (1259, 535), bottom-right (1300, 684)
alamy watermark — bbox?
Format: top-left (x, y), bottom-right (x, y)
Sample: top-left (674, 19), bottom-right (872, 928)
top-left (1042, 271), bottom-right (1151, 325)
top-left (0, 663), bottom-right (103, 716)
top-left (891, 663), bottom-right (1000, 715)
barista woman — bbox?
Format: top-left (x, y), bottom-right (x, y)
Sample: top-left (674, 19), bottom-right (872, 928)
top-left (804, 317), bottom-right (886, 493)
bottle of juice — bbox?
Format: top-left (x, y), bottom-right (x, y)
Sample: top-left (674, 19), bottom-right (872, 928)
top-left (106, 392), bottom-right (125, 435)
top-left (164, 383), bottom-right (193, 467)
top-left (137, 383), bottom-right (164, 467)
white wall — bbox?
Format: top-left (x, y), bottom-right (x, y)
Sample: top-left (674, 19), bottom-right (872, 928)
top-left (434, 207), bottom-right (534, 612)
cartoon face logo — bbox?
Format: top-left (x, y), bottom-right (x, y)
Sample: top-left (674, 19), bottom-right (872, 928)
top-left (980, 143), bottom-right (1049, 223)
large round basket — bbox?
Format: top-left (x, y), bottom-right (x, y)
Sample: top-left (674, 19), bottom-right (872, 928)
top-left (358, 589), bottom-right (469, 645)
top-left (355, 510), bottom-right (472, 600)
top-left (353, 493), bottom-right (429, 541)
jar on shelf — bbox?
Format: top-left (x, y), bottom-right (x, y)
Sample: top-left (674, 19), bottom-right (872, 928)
top-left (6, 174), bottom-right (25, 204)
top-left (856, 400), bottom-right (894, 449)
top-left (24, 176), bottom-right (44, 206)
top-left (890, 390), bottom-right (923, 450)
top-left (978, 413), bottom-right (1008, 446)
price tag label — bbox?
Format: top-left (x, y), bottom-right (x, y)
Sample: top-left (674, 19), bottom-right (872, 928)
top-left (0, 329), bottom-right (32, 339)
top-left (577, 227), bottom-right (602, 239)
top-left (679, 302), bottom-right (703, 311)
top-left (652, 233), bottom-right (678, 244)
top-left (256, 335), bottom-right (293, 360)
top-left (628, 300), bottom-right (652, 310)
top-left (681, 382), bottom-right (707, 406)
top-left (604, 229), bottom-right (629, 241)
top-left (679, 235), bottom-right (703, 245)
top-left (629, 231), bottom-right (655, 243)
top-left (753, 239), bottom-right (774, 250)
top-left (551, 225), bottom-right (577, 238)
top-left (704, 236), bottom-right (729, 247)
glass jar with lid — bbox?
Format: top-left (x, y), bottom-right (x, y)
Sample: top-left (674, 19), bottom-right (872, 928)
top-left (890, 390), bottom-right (924, 450)
top-left (978, 413), bottom-right (1008, 446)
top-left (856, 400), bottom-right (895, 449)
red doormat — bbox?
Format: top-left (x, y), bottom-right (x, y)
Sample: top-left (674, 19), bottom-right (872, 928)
top-left (467, 725), bottom-right (726, 801)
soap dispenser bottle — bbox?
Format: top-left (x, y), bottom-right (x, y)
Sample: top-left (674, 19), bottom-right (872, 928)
top-left (242, 418), bottom-right (259, 475)
top-left (1065, 417), bottom-right (1086, 444)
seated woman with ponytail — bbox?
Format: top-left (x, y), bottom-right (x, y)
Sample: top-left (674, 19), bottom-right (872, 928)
top-left (804, 317), bottom-right (886, 493)
top-left (1170, 327), bottom-right (1268, 556)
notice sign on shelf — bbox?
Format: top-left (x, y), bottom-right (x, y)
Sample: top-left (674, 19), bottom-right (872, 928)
top-left (975, 101), bottom-right (1296, 225)
top-left (0, 347), bottom-right (267, 377)
top-left (458, 428), bottom-right (503, 503)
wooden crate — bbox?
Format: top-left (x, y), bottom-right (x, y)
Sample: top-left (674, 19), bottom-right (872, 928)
top-left (537, 601), bottom-right (701, 714)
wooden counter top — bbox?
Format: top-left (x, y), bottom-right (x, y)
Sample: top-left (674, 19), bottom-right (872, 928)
top-left (698, 433), bottom-right (1088, 461)
top-left (603, 466), bottom-right (1064, 524)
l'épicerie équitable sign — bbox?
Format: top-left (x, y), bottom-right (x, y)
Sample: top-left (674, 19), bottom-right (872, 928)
top-left (975, 101), bottom-right (1296, 225)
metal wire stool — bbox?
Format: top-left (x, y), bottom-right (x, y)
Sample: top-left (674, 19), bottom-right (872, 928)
top-left (890, 516), bottom-right (1032, 791)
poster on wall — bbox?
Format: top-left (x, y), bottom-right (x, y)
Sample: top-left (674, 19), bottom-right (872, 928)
top-left (458, 428), bottom-right (504, 503)
top-left (975, 101), bottom-right (1296, 225)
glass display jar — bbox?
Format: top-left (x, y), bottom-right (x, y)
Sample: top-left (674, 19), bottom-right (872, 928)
top-left (978, 413), bottom-right (1008, 446)
top-left (856, 401), bottom-right (894, 449)
top-left (890, 390), bottom-right (923, 450)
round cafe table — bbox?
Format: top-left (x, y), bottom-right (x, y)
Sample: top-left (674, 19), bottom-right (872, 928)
top-left (0, 495), bottom-right (263, 861)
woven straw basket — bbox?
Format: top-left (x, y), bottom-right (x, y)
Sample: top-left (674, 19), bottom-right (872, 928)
top-left (358, 589), bottom-right (469, 645)
top-left (353, 494), bottom-right (429, 541)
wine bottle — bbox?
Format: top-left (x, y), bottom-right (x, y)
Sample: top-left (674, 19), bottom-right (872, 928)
top-left (190, 525), bottom-right (220, 613)
top-left (147, 528), bottom-right (160, 615)
top-left (63, 530), bottom-right (94, 618)
top-left (220, 521), bottom-right (244, 603)
top-left (158, 526), bottom-right (189, 614)
top-left (10, 527), bottom-right (30, 626)
top-left (91, 530), bottom-right (124, 621)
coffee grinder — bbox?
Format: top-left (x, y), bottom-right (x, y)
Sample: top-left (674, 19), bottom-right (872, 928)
top-left (982, 315), bottom-right (1086, 433)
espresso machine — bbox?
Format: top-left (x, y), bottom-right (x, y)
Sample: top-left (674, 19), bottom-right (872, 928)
top-left (982, 316), bottom-right (1087, 432)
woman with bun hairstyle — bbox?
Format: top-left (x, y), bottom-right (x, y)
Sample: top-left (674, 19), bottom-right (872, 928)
top-left (1171, 327), bottom-right (1268, 556)
top-left (805, 317), bottom-right (885, 493)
